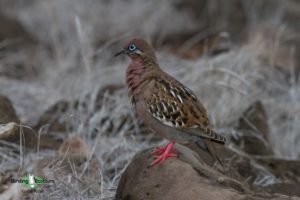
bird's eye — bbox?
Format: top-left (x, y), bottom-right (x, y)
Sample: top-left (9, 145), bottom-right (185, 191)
top-left (128, 44), bottom-right (136, 51)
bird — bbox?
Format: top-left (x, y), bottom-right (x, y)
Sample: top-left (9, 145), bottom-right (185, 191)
top-left (28, 174), bottom-right (36, 188)
top-left (115, 38), bottom-right (226, 166)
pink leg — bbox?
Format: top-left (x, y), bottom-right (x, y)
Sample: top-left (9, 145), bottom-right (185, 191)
top-left (149, 142), bottom-right (177, 166)
top-left (149, 142), bottom-right (177, 156)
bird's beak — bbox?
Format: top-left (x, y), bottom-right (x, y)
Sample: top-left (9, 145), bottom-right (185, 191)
top-left (114, 49), bottom-right (128, 57)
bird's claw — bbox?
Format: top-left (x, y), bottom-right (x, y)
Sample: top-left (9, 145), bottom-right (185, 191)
top-left (149, 142), bottom-right (177, 166)
top-left (149, 146), bottom-right (177, 156)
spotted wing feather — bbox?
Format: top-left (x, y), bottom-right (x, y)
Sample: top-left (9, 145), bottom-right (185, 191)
top-left (146, 77), bottom-right (226, 143)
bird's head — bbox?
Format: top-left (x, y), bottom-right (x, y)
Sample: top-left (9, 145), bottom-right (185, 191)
top-left (115, 38), bottom-right (157, 63)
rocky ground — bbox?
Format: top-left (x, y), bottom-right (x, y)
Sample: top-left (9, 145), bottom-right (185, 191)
top-left (0, 0), bottom-right (300, 199)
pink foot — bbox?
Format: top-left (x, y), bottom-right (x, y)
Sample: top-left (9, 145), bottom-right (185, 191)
top-left (149, 142), bottom-right (177, 166)
top-left (149, 144), bottom-right (177, 157)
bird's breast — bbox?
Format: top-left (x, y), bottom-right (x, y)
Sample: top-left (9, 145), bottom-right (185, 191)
top-left (125, 61), bottom-right (150, 103)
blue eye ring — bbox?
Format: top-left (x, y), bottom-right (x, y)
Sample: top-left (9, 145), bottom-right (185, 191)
top-left (128, 44), bottom-right (136, 51)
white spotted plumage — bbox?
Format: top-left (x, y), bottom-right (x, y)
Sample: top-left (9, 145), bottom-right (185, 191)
top-left (144, 77), bottom-right (226, 143)
top-left (121, 38), bottom-right (226, 166)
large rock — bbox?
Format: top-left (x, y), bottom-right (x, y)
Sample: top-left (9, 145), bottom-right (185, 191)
top-left (0, 95), bottom-right (62, 149)
top-left (166, 32), bottom-right (231, 59)
top-left (0, 95), bottom-right (19, 124)
top-left (0, 122), bottom-right (19, 142)
top-left (58, 135), bottom-right (92, 163)
top-left (0, 96), bottom-right (21, 142)
top-left (255, 157), bottom-right (300, 197)
top-left (115, 144), bottom-right (296, 200)
top-left (233, 101), bottom-right (273, 156)
top-left (34, 100), bottom-right (69, 132)
top-left (0, 12), bottom-right (37, 45)
top-left (0, 12), bottom-right (41, 80)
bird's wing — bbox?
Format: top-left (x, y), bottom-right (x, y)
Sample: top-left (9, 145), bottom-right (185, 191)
top-left (145, 77), bottom-right (226, 143)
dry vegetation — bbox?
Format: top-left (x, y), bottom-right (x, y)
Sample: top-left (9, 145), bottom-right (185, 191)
top-left (0, 0), bottom-right (299, 199)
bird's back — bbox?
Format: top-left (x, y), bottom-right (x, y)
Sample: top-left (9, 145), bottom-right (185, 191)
top-left (138, 69), bottom-right (226, 144)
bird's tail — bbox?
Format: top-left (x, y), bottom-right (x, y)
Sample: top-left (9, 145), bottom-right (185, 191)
top-left (196, 138), bottom-right (224, 166)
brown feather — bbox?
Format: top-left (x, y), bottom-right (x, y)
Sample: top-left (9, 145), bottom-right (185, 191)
top-left (143, 74), bottom-right (226, 144)
top-left (121, 38), bottom-right (226, 164)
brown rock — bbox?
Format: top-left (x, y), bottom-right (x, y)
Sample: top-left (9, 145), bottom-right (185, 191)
top-left (0, 122), bottom-right (19, 141)
top-left (259, 158), bottom-right (300, 178)
top-left (0, 121), bottom-right (61, 150)
top-left (0, 96), bottom-right (22, 142)
top-left (238, 101), bottom-right (269, 138)
top-left (167, 32), bottom-right (231, 59)
top-left (234, 101), bottom-right (273, 155)
top-left (34, 100), bottom-right (69, 132)
top-left (254, 157), bottom-right (300, 196)
top-left (116, 144), bottom-right (293, 200)
top-left (0, 96), bottom-right (62, 149)
top-left (58, 135), bottom-right (91, 163)
top-left (0, 12), bottom-right (37, 45)
top-left (175, 0), bottom-right (248, 42)
top-left (265, 183), bottom-right (300, 197)
top-left (0, 96), bottom-right (19, 124)
top-left (95, 84), bottom-right (123, 110)
top-left (37, 134), bottom-right (63, 150)
top-left (0, 12), bottom-right (40, 80)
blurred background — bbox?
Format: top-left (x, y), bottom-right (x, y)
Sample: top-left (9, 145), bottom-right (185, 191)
top-left (0, 0), bottom-right (299, 199)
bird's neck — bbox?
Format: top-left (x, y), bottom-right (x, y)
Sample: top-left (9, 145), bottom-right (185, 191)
top-left (126, 58), bottom-right (157, 103)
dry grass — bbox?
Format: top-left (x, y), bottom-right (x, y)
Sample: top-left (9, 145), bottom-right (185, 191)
top-left (0, 0), bottom-right (299, 199)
